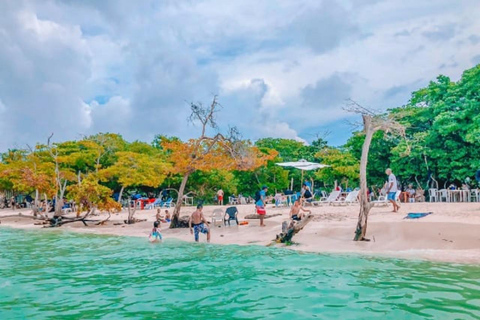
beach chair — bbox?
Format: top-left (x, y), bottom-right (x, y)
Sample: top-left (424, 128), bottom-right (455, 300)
top-left (312, 191), bottom-right (340, 206)
top-left (331, 190), bottom-right (359, 206)
top-left (153, 198), bottom-right (163, 208)
top-left (428, 188), bottom-right (438, 202)
top-left (211, 208), bottom-right (224, 226)
top-left (373, 191), bottom-right (401, 207)
top-left (224, 206), bottom-right (239, 226)
top-left (228, 196), bottom-right (238, 205)
top-left (161, 198), bottom-right (173, 208)
top-left (437, 189), bottom-right (448, 202)
top-left (372, 195), bottom-right (388, 207)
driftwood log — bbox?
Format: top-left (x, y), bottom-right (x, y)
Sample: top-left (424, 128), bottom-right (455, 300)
top-left (275, 214), bottom-right (314, 243)
top-left (244, 213), bottom-right (282, 219)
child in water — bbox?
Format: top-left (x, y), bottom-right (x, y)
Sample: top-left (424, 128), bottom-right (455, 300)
top-left (149, 221), bottom-right (163, 242)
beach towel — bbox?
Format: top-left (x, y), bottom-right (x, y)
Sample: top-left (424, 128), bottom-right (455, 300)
top-left (404, 212), bottom-right (432, 219)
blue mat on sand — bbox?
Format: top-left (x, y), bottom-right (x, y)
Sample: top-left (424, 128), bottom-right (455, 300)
top-left (404, 212), bottom-right (432, 219)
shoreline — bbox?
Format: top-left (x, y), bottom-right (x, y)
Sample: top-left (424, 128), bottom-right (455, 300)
top-left (1, 202), bottom-right (479, 265)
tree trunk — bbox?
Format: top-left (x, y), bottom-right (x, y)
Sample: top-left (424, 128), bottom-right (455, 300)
top-left (55, 180), bottom-right (67, 216)
top-left (32, 189), bottom-right (39, 217)
top-left (275, 214), bottom-right (314, 243)
top-left (170, 172), bottom-right (190, 228)
top-left (354, 116), bottom-right (375, 241)
top-left (118, 186), bottom-right (125, 204)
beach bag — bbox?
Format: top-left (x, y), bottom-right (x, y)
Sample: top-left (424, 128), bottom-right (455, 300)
top-left (256, 206), bottom-right (266, 215)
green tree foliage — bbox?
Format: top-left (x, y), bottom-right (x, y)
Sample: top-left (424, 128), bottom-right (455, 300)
top-left (390, 65), bottom-right (480, 187)
top-left (315, 147), bottom-right (360, 187)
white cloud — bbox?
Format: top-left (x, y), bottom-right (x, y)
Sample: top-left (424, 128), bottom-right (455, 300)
top-left (0, 0), bottom-right (479, 150)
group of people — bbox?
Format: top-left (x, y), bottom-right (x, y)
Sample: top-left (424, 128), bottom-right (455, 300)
top-left (149, 204), bottom-right (211, 243)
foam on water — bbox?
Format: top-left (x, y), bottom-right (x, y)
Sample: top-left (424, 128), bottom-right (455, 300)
top-left (0, 227), bottom-right (479, 319)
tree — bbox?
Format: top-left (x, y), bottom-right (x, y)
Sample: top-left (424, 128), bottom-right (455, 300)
top-left (99, 144), bottom-right (169, 223)
top-left (66, 177), bottom-right (121, 225)
top-left (162, 96), bottom-right (277, 228)
top-left (346, 101), bottom-right (405, 241)
top-left (315, 147), bottom-right (359, 188)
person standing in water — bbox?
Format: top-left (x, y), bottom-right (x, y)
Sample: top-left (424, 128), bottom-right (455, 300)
top-left (189, 204), bottom-right (211, 242)
top-left (385, 168), bottom-right (400, 212)
top-left (149, 221), bottom-right (163, 242)
top-left (255, 185), bottom-right (268, 227)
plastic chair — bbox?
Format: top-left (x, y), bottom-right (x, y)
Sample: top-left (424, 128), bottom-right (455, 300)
top-left (211, 208), bottom-right (224, 226)
top-left (224, 206), bottom-right (239, 226)
top-left (428, 188), bottom-right (438, 202)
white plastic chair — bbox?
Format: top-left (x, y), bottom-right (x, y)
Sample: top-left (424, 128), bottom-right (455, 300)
top-left (428, 188), bottom-right (438, 202)
top-left (211, 209), bottom-right (225, 226)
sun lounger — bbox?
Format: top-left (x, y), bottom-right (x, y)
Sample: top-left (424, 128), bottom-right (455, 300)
top-left (161, 198), bottom-right (173, 208)
top-left (312, 191), bottom-right (341, 206)
top-left (331, 190), bottom-right (359, 206)
top-left (373, 190), bottom-right (401, 207)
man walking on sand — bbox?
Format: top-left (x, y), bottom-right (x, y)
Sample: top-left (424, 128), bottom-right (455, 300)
top-left (386, 168), bottom-right (400, 212)
top-left (189, 204), bottom-right (211, 242)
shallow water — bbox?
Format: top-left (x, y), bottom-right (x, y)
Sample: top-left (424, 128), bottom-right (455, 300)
top-left (0, 228), bottom-right (479, 320)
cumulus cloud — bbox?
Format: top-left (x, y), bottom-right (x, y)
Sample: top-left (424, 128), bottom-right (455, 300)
top-left (0, 0), bottom-right (479, 150)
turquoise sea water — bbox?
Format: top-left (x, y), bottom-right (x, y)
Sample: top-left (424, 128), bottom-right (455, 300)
top-left (0, 228), bottom-right (479, 320)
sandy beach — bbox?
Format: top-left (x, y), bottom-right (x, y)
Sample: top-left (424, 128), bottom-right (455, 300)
top-left (1, 202), bottom-right (479, 264)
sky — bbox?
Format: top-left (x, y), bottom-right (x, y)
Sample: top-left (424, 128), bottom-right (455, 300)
top-left (1, 0), bottom-right (479, 151)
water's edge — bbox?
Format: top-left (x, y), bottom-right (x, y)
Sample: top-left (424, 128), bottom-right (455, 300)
top-left (1, 225), bottom-right (477, 266)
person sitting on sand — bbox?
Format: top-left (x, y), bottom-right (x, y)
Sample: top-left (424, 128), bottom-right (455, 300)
top-left (164, 210), bottom-right (171, 222)
top-left (156, 209), bottom-right (166, 223)
top-left (290, 200), bottom-right (311, 221)
top-left (149, 221), bottom-right (163, 242)
top-left (406, 184), bottom-right (416, 203)
top-left (189, 204), bottom-right (210, 242)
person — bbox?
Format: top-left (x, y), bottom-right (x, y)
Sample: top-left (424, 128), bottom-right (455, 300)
top-left (217, 189), bottom-right (224, 205)
top-left (385, 168), bottom-right (400, 212)
top-left (10, 196), bottom-right (15, 210)
top-left (302, 185), bottom-right (313, 203)
top-left (255, 186), bottom-right (268, 227)
top-left (274, 193), bottom-right (284, 207)
top-left (290, 200), bottom-right (311, 221)
top-left (149, 221), bottom-right (163, 242)
top-left (164, 210), bottom-right (171, 222)
top-left (156, 209), bottom-right (166, 223)
top-left (189, 204), bottom-right (211, 242)
top-left (448, 184), bottom-right (457, 190)
top-left (405, 184), bottom-right (416, 203)
top-left (304, 179), bottom-right (312, 189)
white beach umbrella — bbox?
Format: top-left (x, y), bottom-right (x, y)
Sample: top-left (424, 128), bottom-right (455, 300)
top-left (276, 159), bottom-right (330, 189)
top-left (276, 159), bottom-right (330, 170)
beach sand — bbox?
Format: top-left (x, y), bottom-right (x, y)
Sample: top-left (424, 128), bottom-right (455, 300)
top-left (1, 202), bottom-right (479, 264)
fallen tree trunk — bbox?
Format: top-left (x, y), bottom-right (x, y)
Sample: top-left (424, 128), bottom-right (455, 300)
top-left (275, 214), bottom-right (314, 243)
top-left (244, 213), bottom-right (282, 219)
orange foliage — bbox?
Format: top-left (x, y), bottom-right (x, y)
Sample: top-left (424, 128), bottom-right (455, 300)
top-left (162, 139), bottom-right (277, 174)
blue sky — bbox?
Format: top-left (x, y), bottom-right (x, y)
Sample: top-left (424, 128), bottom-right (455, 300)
top-left (0, 0), bottom-right (479, 150)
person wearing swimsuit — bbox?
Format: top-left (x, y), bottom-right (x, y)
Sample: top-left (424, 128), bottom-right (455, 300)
top-left (189, 204), bottom-right (211, 242)
top-left (149, 221), bottom-right (163, 242)
top-left (290, 200), bottom-right (311, 221)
